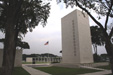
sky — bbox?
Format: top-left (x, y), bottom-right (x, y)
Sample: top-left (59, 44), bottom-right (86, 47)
top-left (0, 0), bottom-right (111, 56)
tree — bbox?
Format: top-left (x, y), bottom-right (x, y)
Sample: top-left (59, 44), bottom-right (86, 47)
top-left (57, 0), bottom-right (113, 74)
top-left (93, 54), bottom-right (101, 62)
top-left (0, 38), bottom-right (30, 49)
top-left (16, 38), bottom-right (30, 49)
top-left (60, 50), bottom-right (62, 53)
top-left (100, 54), bottom-right (109, 62)
top-left (90, 26), bottom-right (105, 55)
top-left (0, 0), bottom-right (50, 75)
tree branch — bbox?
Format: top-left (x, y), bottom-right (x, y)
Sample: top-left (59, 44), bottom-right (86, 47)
top-left (105, 0), bottom-right (113, 31)
top-left (0, 4), bottom-right (4, 9)
top-left (109, 27), bottom-right (113, 38)
top-left (76, 0), bottom-right (104, 29)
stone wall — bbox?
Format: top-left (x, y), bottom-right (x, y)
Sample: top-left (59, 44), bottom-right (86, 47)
top-left (0, 49), bottom-right (22, 67)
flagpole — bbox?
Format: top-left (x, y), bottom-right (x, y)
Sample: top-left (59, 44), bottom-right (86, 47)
top-left (48, 43), bottom-right (49, 62)
top-left (44, 41), bottom-right (49, 62)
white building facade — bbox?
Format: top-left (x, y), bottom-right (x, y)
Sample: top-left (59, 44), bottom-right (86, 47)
top-left (61, 10), bottom-right (93, 64)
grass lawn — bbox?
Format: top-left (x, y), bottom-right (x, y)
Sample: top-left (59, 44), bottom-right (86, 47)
top-left (0, 67), bottom-right (30, 75)
top-left (106, 74), bottom-right (112, 75)
top-left (96, 65), bottom-right (111, 70)
top-left (34, 66), bottom-right (101, 75)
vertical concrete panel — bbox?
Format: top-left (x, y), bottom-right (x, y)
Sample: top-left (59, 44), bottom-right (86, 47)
top-left (14, 50), bottom-right (22, 67)
top-left (62, 10), bottom-right (80, 64)
top-left (62, 10), bottom-right (93, 64)
top-left (77, 10), bottom-right (93, 63)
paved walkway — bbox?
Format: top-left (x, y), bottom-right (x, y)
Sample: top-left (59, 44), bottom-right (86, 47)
top-left (78, 70), bottom-right (111, 75)
top-left (78, 66), bottom-right (111, 75)
top-left (22, 64), bottom-right (51, 75)
top-left (80, 66), bottom-right (107, 70)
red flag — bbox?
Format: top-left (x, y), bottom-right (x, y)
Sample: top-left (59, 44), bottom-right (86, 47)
top-left (44, 41), bottom-right (49, 45)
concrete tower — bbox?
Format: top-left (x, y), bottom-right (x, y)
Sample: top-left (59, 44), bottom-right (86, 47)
top-left (61, 10), bottom-right (93, 64)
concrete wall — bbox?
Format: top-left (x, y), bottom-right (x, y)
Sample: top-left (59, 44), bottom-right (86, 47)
top-left (76, 10), bottom-right (93, 63)
top-left (0, 49), bottom-right (22, 67)
top-left (61, 10), bottom-right (80, 64)
top-left (61, 10), bottom-right (93, 64)
top-left (26, 57), bottom-right (32, 62)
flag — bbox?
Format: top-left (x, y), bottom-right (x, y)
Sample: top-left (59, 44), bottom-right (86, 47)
top-left (44, 41), bottom-right (49, 45)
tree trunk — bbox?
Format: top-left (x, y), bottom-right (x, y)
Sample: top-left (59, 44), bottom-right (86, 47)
top-left (0, 13), bottom-right (17, 75)
top-left (0, 1), bottom-right (22, 75)
top-left (105, 37), bottom-right (113, 74)
top-left (93, 44), bottom-right (98, 55)
top-left (95, 45), bottom-right (97, 55)
top-left (109, 56), bottom-right (113, 74)
top-left (105, 44), bottom-right (113, 74)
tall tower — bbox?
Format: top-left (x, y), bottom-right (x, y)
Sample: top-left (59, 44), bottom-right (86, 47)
top-left (61, 10), bottom-right (93, 64)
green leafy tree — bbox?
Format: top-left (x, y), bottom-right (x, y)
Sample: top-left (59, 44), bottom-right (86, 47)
top-left (41, 53), bottom-right (58, 57)
top-left (100, 54), bottom-right (109, 62)
top-left (16, 38), bottom-right (30, 49)
top-left (93, 54), bottom-right (101, 62)
top-left (0, 0), bottom-right (50, 75)
top-left (57, 0), bottom-right (113, 74)
top-left (90, 26), bottom-right (105, 55)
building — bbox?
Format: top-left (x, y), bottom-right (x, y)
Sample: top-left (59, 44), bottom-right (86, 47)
top-left (61, 10), bottom-right (93, 64)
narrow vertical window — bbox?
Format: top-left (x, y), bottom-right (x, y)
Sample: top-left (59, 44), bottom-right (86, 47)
top-left (72, 20), bottom-right (76, 56)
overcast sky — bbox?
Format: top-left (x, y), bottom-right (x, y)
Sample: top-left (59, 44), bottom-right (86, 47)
top-left (0, 0), bottom-right (111, 56)
top-left (22, 0), bottom-right (109, 56)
